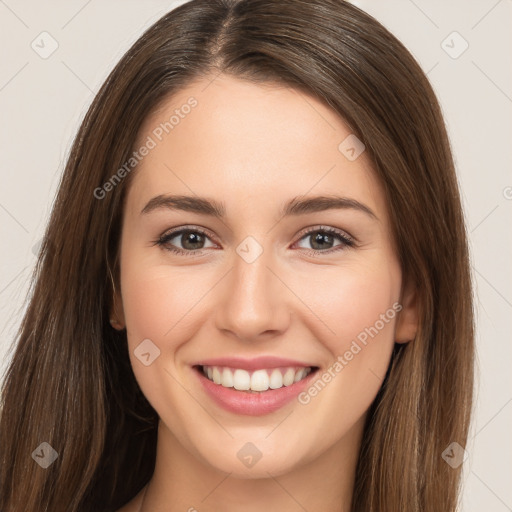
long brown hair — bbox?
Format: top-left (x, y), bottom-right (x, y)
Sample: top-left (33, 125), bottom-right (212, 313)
top-left (0, 0), bottom-right (474, 510)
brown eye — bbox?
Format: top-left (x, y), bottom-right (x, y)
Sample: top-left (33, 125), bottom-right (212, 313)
top-left (175, 231), bottom-right (206, 250)
top-left (155, 225), bottom-right (355, 257)
top-left (156, 227), bottom-right (216, 255)
top-left (294, 227), bottom-right (355, 255)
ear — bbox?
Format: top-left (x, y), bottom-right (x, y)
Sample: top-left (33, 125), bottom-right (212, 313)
top-left (110, 287), bottom-right (126, 330)
top-left (395, 277), bottom-right (419, 344)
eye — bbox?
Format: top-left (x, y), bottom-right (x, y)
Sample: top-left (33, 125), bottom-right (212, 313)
top-left (154, 225), bottom-right (355, 256)
top-left (293, 226), bottom-right (355, 256)
top-left (154, 226), bottom-right (216, 256)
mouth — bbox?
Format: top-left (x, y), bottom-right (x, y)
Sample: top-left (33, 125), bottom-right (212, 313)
top-left (194, 364), bottom-right (318, 393)
top-left (192, 363), bottom-right (320, 416)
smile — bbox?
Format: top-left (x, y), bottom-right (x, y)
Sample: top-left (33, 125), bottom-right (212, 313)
top-left (200, 365), bottom-right (314, 392)
top-left (192, 358), bottom-right (320, 416)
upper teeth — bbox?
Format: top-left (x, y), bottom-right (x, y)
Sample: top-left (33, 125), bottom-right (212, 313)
top-left (202, 366), bottom-right (312, 392)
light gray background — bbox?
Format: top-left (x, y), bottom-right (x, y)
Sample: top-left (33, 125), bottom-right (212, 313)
top-left (0, 1), bottom-right (510, 510)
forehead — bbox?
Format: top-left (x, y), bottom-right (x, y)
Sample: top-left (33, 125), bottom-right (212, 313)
top-left (127, 74), bottom-right (385, 219)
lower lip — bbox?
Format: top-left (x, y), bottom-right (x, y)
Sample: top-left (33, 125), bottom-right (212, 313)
top-left (194, 366), bottom-right (318, 416)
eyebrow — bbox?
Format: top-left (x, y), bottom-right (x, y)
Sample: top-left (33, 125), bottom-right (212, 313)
top-left (140, 194), bottom-right (377, 220)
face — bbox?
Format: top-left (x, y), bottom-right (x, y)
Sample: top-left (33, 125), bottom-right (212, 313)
top-left (113, 74), bottom-right (417, 478)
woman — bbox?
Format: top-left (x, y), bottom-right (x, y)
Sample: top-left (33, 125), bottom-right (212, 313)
top-left (0, 0), bottom-right (474, 510)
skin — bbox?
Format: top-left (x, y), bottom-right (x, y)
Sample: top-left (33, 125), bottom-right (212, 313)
top-left (113, 74), bottom-right (418, 512)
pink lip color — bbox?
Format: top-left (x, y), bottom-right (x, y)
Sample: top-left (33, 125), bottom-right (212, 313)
top-left (193, 363), bottom-right (318, 416)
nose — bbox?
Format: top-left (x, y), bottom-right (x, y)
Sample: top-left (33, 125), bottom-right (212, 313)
top-left (213, 249), bottom-right (291, 343)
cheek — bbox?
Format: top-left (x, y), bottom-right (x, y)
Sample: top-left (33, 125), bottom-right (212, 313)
top-left (120, 250), bottom-right (212, 347)
top-left (291, 259), bottom-right (401, 432)
top-left (292, 259), bottom-right (400, 356)
top-left (120, 262), bottom-right (209, 418)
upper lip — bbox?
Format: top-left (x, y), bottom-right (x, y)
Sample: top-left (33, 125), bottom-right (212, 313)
top-left (193, 356), bottom-right (316, 371)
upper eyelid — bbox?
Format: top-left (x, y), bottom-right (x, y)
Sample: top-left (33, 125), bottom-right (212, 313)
top-left (295, 225), bottom-right (353, 241)
top-left (161, 225), bottom-right (215, 242)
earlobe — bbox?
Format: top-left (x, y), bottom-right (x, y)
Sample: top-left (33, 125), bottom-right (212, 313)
top-left (110, 317), bottom-right (124, 330)
top-left (110, 290), bottom-right (126, 330)
top-left (395, 279), bottom-right (419, 344)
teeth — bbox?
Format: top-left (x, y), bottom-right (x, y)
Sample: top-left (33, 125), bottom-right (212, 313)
top-left (294, 368), bottom-right (306, 382)
top-left (201, 365), bottom-right (313, 392)
top-left (233, 369), bottom-right (251, 390)
top-left (212, 367), bottom-right (222, 385)
top-left (251, 369), bottom-right (269, 391)
top-left (222, 368), bottom-right (234, 387)
top-left (269, 369), bottom-right (283, 389)
top-left (283, 368), bottom-right (295, 386)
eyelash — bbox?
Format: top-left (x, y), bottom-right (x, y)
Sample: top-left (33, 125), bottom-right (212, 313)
top-left (153, 225), bottom-right (356, 257)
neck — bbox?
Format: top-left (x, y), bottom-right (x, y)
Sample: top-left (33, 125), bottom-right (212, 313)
top-left (140, 417), bottom-right (364, 512)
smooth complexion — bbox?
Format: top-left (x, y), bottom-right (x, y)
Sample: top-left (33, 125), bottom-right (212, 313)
top-left (113, 74), bottom-right (418, 512)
